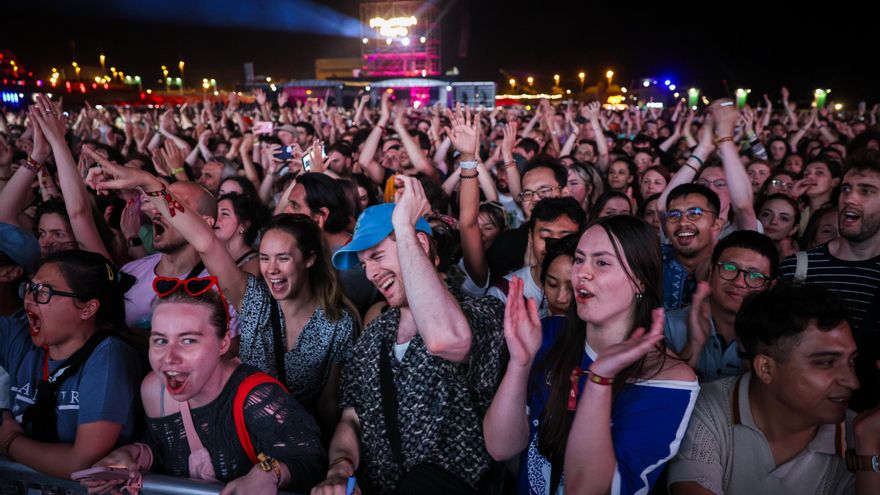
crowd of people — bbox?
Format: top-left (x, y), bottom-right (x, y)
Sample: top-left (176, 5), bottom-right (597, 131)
top-left (0, 85), bottom-right (878, 494)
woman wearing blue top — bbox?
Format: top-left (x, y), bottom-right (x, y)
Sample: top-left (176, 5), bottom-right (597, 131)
top-left (0, 250), bottom-right (141, 479)
top-left (484, 215), bottom-right (699, 495)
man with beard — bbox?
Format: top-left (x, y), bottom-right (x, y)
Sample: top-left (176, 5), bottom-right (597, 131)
top-left (120, 181), bottom-right (220, 331)
top-left (665, 230), bottom-right (778, 381)
top-left (781, 150), bottom-right (880, 410)
top-left (662, 183), bottom-right (725, 311)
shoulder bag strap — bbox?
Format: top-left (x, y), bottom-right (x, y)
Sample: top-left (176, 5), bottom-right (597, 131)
top-left (379, 341), bottom-right (404, 467)
top-left (233, 372), bottom-right (287, 464)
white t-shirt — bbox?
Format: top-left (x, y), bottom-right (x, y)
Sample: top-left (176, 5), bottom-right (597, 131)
top-left (487, 265), bottom-right (548, 317)
top-left (497, 193), bottom-right (525, 229)
top-left (121, 253), bottom-right (239, 336)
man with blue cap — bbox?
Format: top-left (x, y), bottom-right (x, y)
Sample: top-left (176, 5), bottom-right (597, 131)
top-left (317, 174), bottom-right (506, 495)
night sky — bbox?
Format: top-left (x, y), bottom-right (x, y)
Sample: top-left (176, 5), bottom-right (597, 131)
top-left (4, 1), bottom-right (877, 104)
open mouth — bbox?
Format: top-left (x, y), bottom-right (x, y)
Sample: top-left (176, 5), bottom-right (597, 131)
top-left (575, 288), bottom-right (594, 303)
top-left (26, 310), bottom-right (41, 337)
top-left (841, 210), bottom-right (861, 225)
top-left (153, 221), bottom-right (167, 240)
top-left (268, 278), bottom-right (287, 293)
top-left (164, 371), bottom-right (190, 395)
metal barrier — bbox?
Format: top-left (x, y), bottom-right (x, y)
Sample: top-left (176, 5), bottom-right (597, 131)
top-left (0, 458), bottom-right (300, 495)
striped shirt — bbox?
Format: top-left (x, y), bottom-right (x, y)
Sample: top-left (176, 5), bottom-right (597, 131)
top-left (780, 243), bottom-right (880, 335)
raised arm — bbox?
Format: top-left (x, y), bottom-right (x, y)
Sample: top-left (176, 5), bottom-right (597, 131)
top-left (658, 115), bottom-right (715, 215)
top-left (0, 114), bottom-right (49, 226)
top-left (393, 175), bottom-right (472, 362)
top-left (483, 277), bottom-right (540, 460)
top-left (32, 96), bottom-right (111, 259)
top-left (95, 161), bottom-right (249, 310)
top-left (358, 93), bottom-right (390, 186)
top-left (585, 102), bottom-right (610, 171)
top-left (451, 108), bottom-right (489, 287)
top-left (392, 103), bottom-right (437, 179)
top-left (709, 99), bottom-right (757, 231)
top-left (311, 407), bottom-right (362, 495)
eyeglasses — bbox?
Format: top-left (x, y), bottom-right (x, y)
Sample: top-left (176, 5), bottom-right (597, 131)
top-left (769, 179), bottom-right (793, 190)
top-left (663, 207), bottom-right (718, 223)
top-left (696, 178), bottom-right (728, 188)
top-left (518, 186), bottom-right (561, 202)
top-left (715, 262), bottom-right (770, 288)
top-left (152, 276), bottom-right (230, 327)
top-left (19, 280), bottom-right (82, 304)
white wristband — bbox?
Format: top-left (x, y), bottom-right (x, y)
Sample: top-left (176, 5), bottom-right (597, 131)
top-left (459, 160), bottom-right (478, 170)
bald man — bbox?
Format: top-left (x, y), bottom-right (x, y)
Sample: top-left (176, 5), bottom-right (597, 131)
top-left (121, 181), bottom-right (221, 331)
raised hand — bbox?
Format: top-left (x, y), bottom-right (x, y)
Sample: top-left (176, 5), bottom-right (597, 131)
top-left (378, 92), bottom-right (391, 126)
top-left (391, 175), bottom-right (431, 230)
top-left (27, 106), bottom-right (51, 163)
top-left (95, 157), bottom-right (164, 194)
top-left (30, 94), bottom-right (67, 145)
top-left (159, 139), bottom-right (186, 174)
top-left (503, 276), bottom-right (542, 368)
top-left (277, 91), bottom-right (289, 108)
top-left (584, 101), bottom-right (601, 121)
top-left (708, 98), bottom-right (739, 137)
top-left (781, 86), bottom-right (790, 103)
top-left (446, 105), bottom-right (479, 161)
top-left (686, 281), bottom-right (712, 351)
top-left (254, 88), bottom-right (267, 106)
top-left (501, 121), bottom-right (517, 162)
top-left (590, 308), bottom-right (666, 378)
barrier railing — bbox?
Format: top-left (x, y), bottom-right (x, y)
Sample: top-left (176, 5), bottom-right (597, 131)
top-left (0, 458), bottom-right (300, 495)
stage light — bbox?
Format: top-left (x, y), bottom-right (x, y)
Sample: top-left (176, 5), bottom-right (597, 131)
top-left (643, 81), bottom-right (650, 87)
top-left (669, 84), bottom-right (676, 91)
top-left (621, 87), bottom-right (627, 93)
top-left (369, 16), bottom-right (417, 38)
top-left (566, 89), bottom-right (571, 94)
top-left (266, 77), bottom-right (272, 82)
top-left (527, 76), bottom-right (534, 86)
top-left (386, 38), bottom-right (393, 45)
top-left (553, 74), bottom-right (560, 85)
top-left (674, 92), bottom-right (679, 98)
top-left (363, 38), bottom-right (369, 44)
top-left (420, 36), bottom-right (426, 43)
top-left (365, 86), bottom-right (371, 91)
top-left (664, 79), bottom-right (671, 86)
top-left (509, 78), bottom-right (516, 88)
top-left (401, 37), bottom-right (410, 46)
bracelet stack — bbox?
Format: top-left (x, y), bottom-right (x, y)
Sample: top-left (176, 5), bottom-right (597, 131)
top-left (144, 187), bottom-right (186, 217)
top-left (22, 157), bottom-right (43, 174)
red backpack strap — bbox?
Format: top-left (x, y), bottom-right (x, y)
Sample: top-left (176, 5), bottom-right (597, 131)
top-left (233, 372), bottom-right (288, 464)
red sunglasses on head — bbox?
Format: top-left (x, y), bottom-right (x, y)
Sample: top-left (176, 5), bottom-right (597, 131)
top-left (152, 276), bottom-right (230, 330)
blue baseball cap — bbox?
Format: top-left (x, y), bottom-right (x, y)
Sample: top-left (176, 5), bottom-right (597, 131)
top-left (332, 203), bottom-right (432, 270)
top-left (0, 222), bottom-right (41, 274)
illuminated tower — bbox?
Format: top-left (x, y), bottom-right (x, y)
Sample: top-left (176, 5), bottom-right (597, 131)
top-left (360, 1), bottom-right (440, 77)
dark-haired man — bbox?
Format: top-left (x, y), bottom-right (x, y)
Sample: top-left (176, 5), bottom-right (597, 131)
top-left (665, 230), bottom-right (778, 381)
top-left (781, 150), bottom-right (880, 410)
top-left (487, 196), bottom-right (585, 313)
top-left (661, 183), bottom-right (725, 311)
top-left (669, 284), bottom-right (880, 495)
top-left (486, 160), bottom-right (570, 281)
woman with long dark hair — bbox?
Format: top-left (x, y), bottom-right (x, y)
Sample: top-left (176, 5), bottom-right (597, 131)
top-left (484, 215), bottom-right (698, 494)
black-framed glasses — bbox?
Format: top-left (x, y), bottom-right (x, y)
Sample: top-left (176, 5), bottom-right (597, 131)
top-left (518, 186), bottom-right (561, 202)
top-left (664, 207), bottom-right (717, 223)
top-left (18, 281), bottom-right (82, 304)
top-left (696, 178), bottom-right (729, 188)
top-left (715, 262), bottom-right (770, 288)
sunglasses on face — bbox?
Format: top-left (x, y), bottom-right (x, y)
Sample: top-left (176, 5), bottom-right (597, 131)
top-left (663, 207), bottom-right (718, 223)
top-left (18, 280), bottom-right (82, 304)
top-left (152, 276), bottom-right (230, 328)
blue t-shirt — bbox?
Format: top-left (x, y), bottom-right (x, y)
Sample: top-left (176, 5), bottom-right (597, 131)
top-left (517, 316), bottom-right (700, 495)
top-left (0, 310), bottom-right (141, 445)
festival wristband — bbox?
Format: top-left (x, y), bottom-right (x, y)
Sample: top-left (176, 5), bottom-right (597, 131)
top-left (143, 188), bottom-right (186, 217)
top-left (22, 157), bottom-right (43, 174)
top-left (459, 160), bottom-right (478, 170)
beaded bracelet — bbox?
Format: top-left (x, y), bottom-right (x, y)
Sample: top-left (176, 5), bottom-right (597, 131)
top-left (460, 172), bottom-right (479, 179)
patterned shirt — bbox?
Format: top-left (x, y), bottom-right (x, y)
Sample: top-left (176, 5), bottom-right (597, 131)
top-left (238, 274), bottom-right (355, 410)
top-left (663, 243), bottom-right (698, 311)
top-left (340, 292), bottom-right (506, 492)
